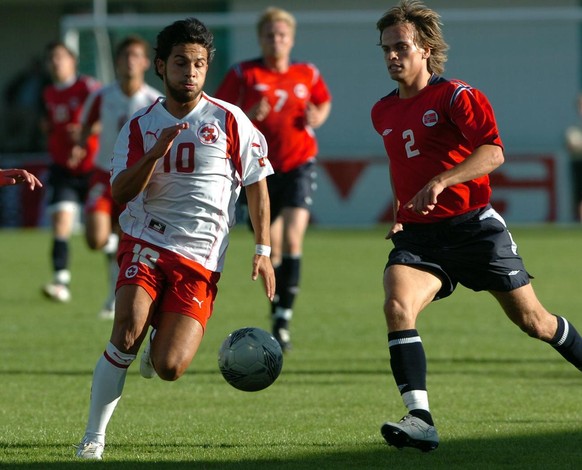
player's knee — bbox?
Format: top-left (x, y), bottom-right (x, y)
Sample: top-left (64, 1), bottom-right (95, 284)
top-left (516, 314), bottom-right (547, 340)
top-left (156, 362), bottom-right (187, 382)
top-left (383, 297), bottom-right (409, 327)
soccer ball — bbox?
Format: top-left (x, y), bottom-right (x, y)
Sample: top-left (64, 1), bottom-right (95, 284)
top-left (218, 327), bottom-right (283, 392)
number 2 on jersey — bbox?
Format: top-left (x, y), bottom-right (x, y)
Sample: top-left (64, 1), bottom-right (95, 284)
top-left (403, 129), bottom-right (420, 159)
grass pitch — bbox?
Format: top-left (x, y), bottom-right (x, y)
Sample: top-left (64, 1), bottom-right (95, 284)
top-left (0, 225), bottom-right (581, 469)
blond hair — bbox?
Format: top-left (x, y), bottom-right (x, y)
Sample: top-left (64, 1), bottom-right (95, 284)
top-left (256, 7), bottom-right (296, 36)
top-left (376, 0), bottom-right (448, 75)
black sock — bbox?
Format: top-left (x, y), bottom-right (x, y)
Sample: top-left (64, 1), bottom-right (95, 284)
top-left (410, 409), bottom-right (434, 426)
top-left (550, 316), bottom-right (582, 371)
top-left (277, 256), bottom-right (301, 309)
top-left (388, 329), bottom-right (427, 394)
top-left (52, 238), bottom-right (69, 274)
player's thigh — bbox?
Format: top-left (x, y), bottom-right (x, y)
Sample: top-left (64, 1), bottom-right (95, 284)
top-left (383, 264), bottom-right (443, 331)
top-left (490, 284), bottom-right (556, 340)
top-left (110, 284), bottom-right (155, 354)
top-left (151, 312), bottom-right (204, 380)
top-left (51, 206), bottom-right (77, 237)
top-left (86, 211), bottom-right (112, 246)
top-left (85, 210), bottom-right (112, 250)
top-left (281, 206), bottom-right (310, 254)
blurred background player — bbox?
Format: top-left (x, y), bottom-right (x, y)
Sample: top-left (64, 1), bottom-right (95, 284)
top-left (80, 35), bottom-right (161, 319)
top-left (75, 17), bottom-right (274, 460)
top-left (41, 41), bottom-right (100, 303)
top-left (215, 7), bottom-right (332, 351)
top-left (0, 168), bottom-right (42, 190)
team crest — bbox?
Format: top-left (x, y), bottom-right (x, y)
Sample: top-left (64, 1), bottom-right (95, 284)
top-left (294, 83), bottom-right (308, 99)
top-left (197, 123), bottom-right (219, 144)
top-left (422, 109), bottom-right (439, 127)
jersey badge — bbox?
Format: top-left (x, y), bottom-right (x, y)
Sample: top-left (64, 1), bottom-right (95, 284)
top-left (422, 110), bottom-right (439, 127)
top-left (197, 123), bottom-right (219, 145)
top-left (294, 83), bottom-right (308, 99)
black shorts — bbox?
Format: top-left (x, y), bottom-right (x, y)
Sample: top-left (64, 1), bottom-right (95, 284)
top-left (386, 205), bottom-right (532, 300)
top-left (47, 164), bottom-right (92, 206)
top-left (267, 161), bottom-right (316, 221)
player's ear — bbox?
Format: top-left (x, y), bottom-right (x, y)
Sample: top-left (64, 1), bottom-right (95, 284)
top-left (155, 58), bottom-right (165, 77)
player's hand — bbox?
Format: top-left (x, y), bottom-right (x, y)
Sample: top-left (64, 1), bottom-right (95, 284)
top-left (149, 123), bottom-right (189, 160)
top-left (0, 169), bottom-right (43, 190)
top-left (248, 97), bottom-right (271, 122)
top-left (385, 222), bottom-right (403, 239)
top-left (67, 145), bottom-right (87, 169)
top-left (252, 254), bottom-right (275, 301)
top-left (403, 179), bottom-right (445, 215)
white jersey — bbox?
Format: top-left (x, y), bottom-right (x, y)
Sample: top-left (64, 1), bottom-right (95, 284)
top-left (82, 81), bottom-right (162, 171)
top-left (111, 93), bottom-right (274, 272)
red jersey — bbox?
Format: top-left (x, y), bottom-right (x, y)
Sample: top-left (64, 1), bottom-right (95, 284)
top-left (43, 75), bottom-right (100, 174)
top-left (215, 58), bottom-right (331, 173)
top-left (371, 75), bottom-right (503, 224)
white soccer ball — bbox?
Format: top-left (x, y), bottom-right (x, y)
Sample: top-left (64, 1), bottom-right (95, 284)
top-left (218, 327), bottom-right (283, 392)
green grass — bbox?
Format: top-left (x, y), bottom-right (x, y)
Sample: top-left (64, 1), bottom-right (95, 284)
top-left (1, 225), bottom-right (581, 469)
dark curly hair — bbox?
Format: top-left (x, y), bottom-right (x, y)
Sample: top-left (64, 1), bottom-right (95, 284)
top-left (154, 17), bottom-right (216, 79)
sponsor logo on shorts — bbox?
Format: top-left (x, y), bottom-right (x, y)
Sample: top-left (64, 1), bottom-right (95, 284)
top-left (508, 270), bottom-right (521, 276)
top-left (125, 265), bottom-right (139, 278)
top-left (148, 219), bottom-right (166, 234)
top-left (192, 296), bottom-right (204, 308)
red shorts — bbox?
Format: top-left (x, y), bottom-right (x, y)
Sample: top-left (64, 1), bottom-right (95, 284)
top-left (85, 169), bottom-right (123, 220)
top-left (117, 235), bottom-right (221, 329)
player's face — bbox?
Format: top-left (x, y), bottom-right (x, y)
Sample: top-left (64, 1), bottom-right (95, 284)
top-left (380, 23), bottom-right (429, 86)
top-left (47, 45), bottom-right (77, 83)
top-left (116, 44), bottom-right (150, 81)
top-left (259, 20), bottom-right (294, 60)
top-left (157, 43), bottom-right (209, 105)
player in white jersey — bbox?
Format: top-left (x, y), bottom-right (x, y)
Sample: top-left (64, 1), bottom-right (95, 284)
top-left (75, 18), bottom-right (275, 460)
top-left (80, 36), bottom-right (161, 319)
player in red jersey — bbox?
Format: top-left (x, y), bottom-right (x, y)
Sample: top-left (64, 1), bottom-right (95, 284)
top-left (215, 7), bottom-right (332, 351)
top-left (372, 1), bottom-right (582, 452)
top-left (75, 18), bottom-right (274, 460)
top-left (41, 41), bottom-right (100, 303)
top-left (80, 36), bottom-right (161, 319)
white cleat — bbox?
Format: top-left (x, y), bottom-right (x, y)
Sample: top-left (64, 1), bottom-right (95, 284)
top-left (75, 438), bottom-right (104, 460)
top-left (381, 414), bottom-right (439, 452)
top-left (42, 283), bottom-right (71, 303)
top-left (140, 338), bottom-right (157, 379)
top-left (97, 308), bottom-right (115, 320)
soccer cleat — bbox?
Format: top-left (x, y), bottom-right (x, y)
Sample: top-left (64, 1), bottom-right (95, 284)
top-left (97, 307), bottom-right (115, 320)
top-left (140, 336), bottom-right (157, 379)
top-left (75, 438), bottom-right (104, 460)
top-left (97, 299), bottom-right (115, 320)
top-left (381, 414), bottom-right (439, 452)
top-left (42, 283), bottom-right (71, 303)
top-left (272, 317), bottom-right (292, 352)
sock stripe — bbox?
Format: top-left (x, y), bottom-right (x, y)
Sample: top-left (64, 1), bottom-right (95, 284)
top-left (556, 316), bottom-right (569, 346)
top-left (103, 350), bottom-right (131, 369)
top-left (389, 336), bottom-right (422, 348)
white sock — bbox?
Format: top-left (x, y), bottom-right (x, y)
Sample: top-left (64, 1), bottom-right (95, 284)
top-left (83, 342), bottom-right (135, 444)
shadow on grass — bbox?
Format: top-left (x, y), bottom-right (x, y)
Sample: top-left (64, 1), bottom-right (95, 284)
top-left (2, 430), bottom-right (582, 469)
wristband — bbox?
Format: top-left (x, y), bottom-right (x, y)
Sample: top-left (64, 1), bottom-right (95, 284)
top-left (255, 244), bottom-right (271, 257)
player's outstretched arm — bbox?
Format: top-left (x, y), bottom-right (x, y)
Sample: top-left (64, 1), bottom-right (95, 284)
top-left (0, 169), bottom-right (43, 190)
top-left (245, 179), bottom-right (275, 300)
